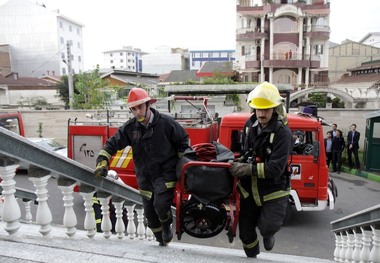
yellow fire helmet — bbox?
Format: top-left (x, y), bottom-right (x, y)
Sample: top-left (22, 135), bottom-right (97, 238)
top-left (247, 81), bottom-right (284, 109)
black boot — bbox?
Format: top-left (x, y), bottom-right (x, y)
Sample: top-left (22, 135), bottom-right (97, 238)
top-left (263, 235), bottom-right (275, 251)
top-left (162, 223), bottom-right (173, 244)
top-left (154, 231), bottom-right (166, 247)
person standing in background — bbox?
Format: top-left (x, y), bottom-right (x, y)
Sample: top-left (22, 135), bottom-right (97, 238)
top-left (324, 131), bottom-right (333, 169)
top-left (329, 123), bottom-right (338, 138)
top-left (347, 124), bottom-right (361, 171)
top-left (332, 129), bottom-right (345, 174)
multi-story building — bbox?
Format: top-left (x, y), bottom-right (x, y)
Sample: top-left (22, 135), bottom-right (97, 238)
top-left (189, 50), bottom-right (236, 70)
top-left (141, 46), bottom-right (189, 75)
top-left (329, 40), bottom-right (380, 82)
top-left (236, 0), bottom-right (330, 87)
top-left (103, 46), bottom-right (146, 73)
top-left (0, 0), bottom-right (84, 77)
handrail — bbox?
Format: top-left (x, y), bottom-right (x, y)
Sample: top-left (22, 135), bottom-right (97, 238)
top-left (0, 127), bottom-right (142, 205)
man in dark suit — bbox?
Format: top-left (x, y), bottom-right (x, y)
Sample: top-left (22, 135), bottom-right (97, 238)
top-left (329, 123), bottom-right (338, 138)
top-left (347, 124), bottom-right (360, 171)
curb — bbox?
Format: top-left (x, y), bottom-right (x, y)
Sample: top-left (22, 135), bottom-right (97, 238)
top-left (341, 166), bottom-right (380, 183)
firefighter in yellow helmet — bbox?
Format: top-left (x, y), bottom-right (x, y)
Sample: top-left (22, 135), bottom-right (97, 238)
top-left (94, 87), bottom-right (191, 246)
top-left (229, 82), bottom-right (293, 258)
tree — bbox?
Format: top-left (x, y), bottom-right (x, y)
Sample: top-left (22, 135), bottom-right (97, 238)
top-left (56, 75), bottom-right (77, 108)
top-left (72, 66), bottom-right (113, 109)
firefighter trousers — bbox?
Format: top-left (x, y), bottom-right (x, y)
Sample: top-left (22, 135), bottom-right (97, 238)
top-left (239, 195), bottom-right (288, 256)
top-left (142, 188), bottom-right (174, 240)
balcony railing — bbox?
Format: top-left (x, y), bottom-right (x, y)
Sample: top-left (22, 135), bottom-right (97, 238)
top-left (330, 204), bottom-right (380, 263)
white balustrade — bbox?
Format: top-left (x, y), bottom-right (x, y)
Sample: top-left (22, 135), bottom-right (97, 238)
top-left (23, 200), bottom-right (33, 224)
top-left (370, 226), bottom-right (380, 263)
top-left (29, 175), bottom-right (53, 237)
top-left (126, 204), bottom-right (136, 239)
top-left (98, 195), bottom-right (112, 239)
top-left (0, 164), bottom-right (21, 235)
top-left (79, 191), bottom-right (97, 238)
top-left (352, 228), bottom-right (362, 262)
top-left (113, 200), bottom-right (125, 239)
top-left (136, 208), bottom-right (146, 240)
top-left (58, 182), bottom-right (78, 237)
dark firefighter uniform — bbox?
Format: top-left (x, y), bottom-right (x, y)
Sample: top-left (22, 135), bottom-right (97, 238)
top-left (237, 113), bottom-right (293, 257)
top-left (96, 107), bottom-right (190, 242)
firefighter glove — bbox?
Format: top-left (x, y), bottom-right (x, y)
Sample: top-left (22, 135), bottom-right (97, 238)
top-left (229, 161), bottom-right (253, 178)
top-left (94, 160), bottom-right (108, 177)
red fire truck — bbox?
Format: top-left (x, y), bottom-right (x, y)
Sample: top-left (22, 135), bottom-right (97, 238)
top-left (67, 90), bottom-right (337, 241)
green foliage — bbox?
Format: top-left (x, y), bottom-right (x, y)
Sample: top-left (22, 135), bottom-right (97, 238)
top-left (72, 66), bottom-right (113, 109)
top-left (56, 75), bottom-right (77, 108)
top-left (305, 92), bottom-right (345, 108)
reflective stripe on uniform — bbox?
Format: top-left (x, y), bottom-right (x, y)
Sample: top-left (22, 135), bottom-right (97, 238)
top-left (269, 132), bottom-right (275, 143)
top-left (110, 147), bottom-right (133, 168)
top-left (251, 176), bottom-right (262, 206)
top-left (139, 189), bottom-right (152, 200)
top-left (99, 150), bottom-right (111, 161)
top-left (237, 181), bottom-right (249, 199)
top-left (165, 181), bottom-right (177, 189)
top-left (263, 189), bottom-right (290, 202)
top-left (243, 238), bottom-right (259, 250)
top-left (150, 226), bottom-right (163, 233)
top-left (257, 163), bottom-right (265, 178)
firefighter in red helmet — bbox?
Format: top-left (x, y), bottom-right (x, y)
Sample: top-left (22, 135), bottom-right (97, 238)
top-left (94, 87), bottom-right (191, 246)
top-left (229, 82), bottom-right (293, 258)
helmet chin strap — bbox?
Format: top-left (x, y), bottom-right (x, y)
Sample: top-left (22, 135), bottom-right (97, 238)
top-left (137, 102), bottom-right (150, 122)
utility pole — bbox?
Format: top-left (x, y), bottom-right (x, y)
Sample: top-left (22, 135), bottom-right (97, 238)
top-left (66, 41), bottom-right (74, 109)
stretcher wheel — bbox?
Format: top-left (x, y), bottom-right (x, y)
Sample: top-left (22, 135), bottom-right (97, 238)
top-left (180, 202), bottom-right (226, 238)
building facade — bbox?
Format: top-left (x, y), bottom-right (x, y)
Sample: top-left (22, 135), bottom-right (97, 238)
top-left (189, 50), bottom-right (236, 70)
top-left (236, 0), bottom-right (330, 87)
top-left (329, 40), bottom-right (380, 83)
top-left (103, 46), bottom-right (146, 73)
top-left (141, 46), bottom-right (189, 75)
top-left (359, 32), bottom-right (380, 49)
top-left (0, 0), bottom-right (84, 78)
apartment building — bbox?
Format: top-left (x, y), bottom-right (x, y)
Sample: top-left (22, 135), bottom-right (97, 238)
top-left (236, 0), bottom-right (330, 87)
top-left (0, 0), bottom-right (84, 77)
top-left (103, 46), bottom-right (146, 73)
top-left (189, 50), bottom-right (236, 70)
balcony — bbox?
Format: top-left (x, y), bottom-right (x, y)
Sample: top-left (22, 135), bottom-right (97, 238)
top-left (236, 28), bottom-right (268, 41)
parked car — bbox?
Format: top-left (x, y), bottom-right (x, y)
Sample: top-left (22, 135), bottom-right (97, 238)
top-left (18, 138), bottom-right (67, 170)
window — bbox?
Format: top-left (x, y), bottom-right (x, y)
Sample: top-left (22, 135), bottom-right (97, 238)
top-left (59, 21), bottom-right (63, 29)
top-left (61, 53), bottom-right (65, 59)
top-left (120, 52), bottom-right (123, 56)
top-left (77, 42), bottom-right (81, 48)
top-left (120, 59), bottom-right (123, 63)
top-left (77, 28), bottom-right (80, 34)
top-left (69, 25), bottom-right (72, 32)
top-left (78, 56), bottom-right (81, 62)
top-left (315, 44), bottom-right (323, 55)
top-left (110, 53), bottom-right (113, 57)
top-left (110, 60), bottom-right (113, 63)
top-left (62, 68), bottom-right (66, 75)
top-left (60, 37), bottom-right (64, 44)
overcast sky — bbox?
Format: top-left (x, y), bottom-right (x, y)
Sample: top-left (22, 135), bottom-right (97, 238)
top-left (2, 0), bottom-right (380, 70)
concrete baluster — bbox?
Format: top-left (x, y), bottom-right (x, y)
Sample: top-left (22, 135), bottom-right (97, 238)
top-left (352, 227), bottom-right (362, 263)
top-left (0, 159), bottom-right (21, 235)
top-left (345, 229), bottom-right (354, 262)
top-left (370, 225), bottom-right (380, 263)
top-left (146, 226), bottom-right (154, 241)
top-left (57, 179), bottom-right (77, 237)
top-left (23, 199), bottom-right (33, 224)
top-left (79, 187), bottom-right (96, 238)
top-left (360, 226), bottom-right (372, 263)
top-left (339, 232), bottom-right (347, 262)
top-left (135, 207), bottom-right (146, 240)
top-left (113, 198), bottom-right (125, 239)
top-left (334, 232), bottom-right (342, 262)
top-left (97, 193), bottom-right (112, 239)
top-left (28, 167), bottom-right (52, 237)
top-left (126, 204), bottom-right (136, 239)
